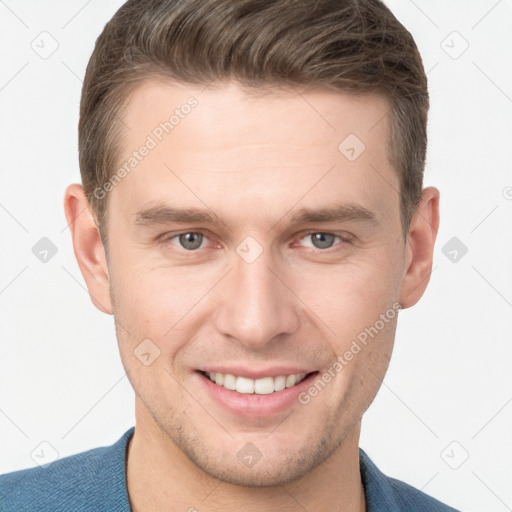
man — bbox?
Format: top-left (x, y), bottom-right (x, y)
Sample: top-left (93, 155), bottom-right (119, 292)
top-left (0, 0), bottom-right (461, 510)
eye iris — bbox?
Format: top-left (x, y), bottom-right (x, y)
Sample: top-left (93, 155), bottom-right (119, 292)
top-left (176, 233), bottom-right (337, 250)
top-left (179, 233), bottom-right (203, 250)
top-left (311, 233), bottom-right (335, 249)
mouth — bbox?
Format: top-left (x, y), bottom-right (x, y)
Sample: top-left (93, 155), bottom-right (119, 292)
top-left (195, 369), bottom-right (320, 417)
top-left (199, 370), bottom-right (313, 395)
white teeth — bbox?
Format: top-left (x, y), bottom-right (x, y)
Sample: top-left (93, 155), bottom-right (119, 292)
top-left (236, 376), bottom-right (254, 394)
top-left (223, 373), bottom-right (236, 390)
top-left (274, 375), bottom-right (286, 391)
top-left (254, 377), bottom-right (274, 395)
top-left (204, 371), bottom-right (309, 394)
top-left (285, 374), bottom-right (296, 388)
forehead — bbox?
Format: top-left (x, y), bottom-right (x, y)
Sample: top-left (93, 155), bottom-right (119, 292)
top-left (110, 79), bottom-right (399, 230)
top-left (118, 79), bottom-right (391, 154)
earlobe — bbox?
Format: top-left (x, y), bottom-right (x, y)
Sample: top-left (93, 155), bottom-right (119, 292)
top-left (399, 187), bottom-right (440, 309)
top-left (63, 184), bottom-right (113, 315)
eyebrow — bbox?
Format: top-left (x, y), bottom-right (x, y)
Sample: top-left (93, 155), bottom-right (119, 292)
top-left (289, 203), bottom-right (378, 225)
top-left (134, 205), bottom-right (228, 228)
top-left (133, 202), bottom-right (379, 228)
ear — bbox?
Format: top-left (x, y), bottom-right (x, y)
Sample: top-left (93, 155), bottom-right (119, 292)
top-left (399, 186), bottom-right (440, 309)
top-left (63, 184), bottom-right (113, 314)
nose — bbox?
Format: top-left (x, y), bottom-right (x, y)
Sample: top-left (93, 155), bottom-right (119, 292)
top-left (213, 246), bottom-right (301, 349)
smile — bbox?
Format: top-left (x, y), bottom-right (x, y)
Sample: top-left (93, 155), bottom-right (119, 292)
top-left (202, 371), bottom-right (310, 395)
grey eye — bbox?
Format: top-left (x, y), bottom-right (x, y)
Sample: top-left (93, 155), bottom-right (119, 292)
top-left (310, 233), bottom-right (336, 249)
top-left (178, 232), bottom-right (204, 250)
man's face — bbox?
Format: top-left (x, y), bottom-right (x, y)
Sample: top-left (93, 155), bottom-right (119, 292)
top-left (106, 80), bottom-right (407, 486)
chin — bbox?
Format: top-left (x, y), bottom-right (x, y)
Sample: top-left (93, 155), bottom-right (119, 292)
top-left (172, 427), bottom-right (340, 488)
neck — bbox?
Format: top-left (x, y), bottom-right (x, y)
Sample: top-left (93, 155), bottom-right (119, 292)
top-left (126, 403), bottom-right (366, 512)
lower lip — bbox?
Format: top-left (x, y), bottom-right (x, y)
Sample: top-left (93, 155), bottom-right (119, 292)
top-left (196, 371), bottom-right (319, 418)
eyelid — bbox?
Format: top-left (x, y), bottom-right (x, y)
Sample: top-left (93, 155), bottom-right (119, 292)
top-left (298, 229), bottom-right (353, 240)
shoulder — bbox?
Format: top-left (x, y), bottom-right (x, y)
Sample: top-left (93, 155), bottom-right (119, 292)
top-left (0, 427), bottom-right (134, 512)
top-left (359, 447), bottom-right (461, 512)
top-left (384, 474), bottom-right (461, 511)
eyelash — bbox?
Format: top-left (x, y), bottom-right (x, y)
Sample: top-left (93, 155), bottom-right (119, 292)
top-left (160, 230), bottom-right (353, 254)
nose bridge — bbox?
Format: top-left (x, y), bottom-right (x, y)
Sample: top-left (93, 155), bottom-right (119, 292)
top-left (213, 244), bottom-right (299, 347)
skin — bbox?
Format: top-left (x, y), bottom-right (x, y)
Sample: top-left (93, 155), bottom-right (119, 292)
top-left (64, 80), bottom-right (439, 512)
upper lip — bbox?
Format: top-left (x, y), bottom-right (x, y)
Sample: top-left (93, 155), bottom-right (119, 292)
top-left (199, 366), bottom-right (316, 379)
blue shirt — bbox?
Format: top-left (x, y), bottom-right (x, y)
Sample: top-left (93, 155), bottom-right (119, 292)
top-left (0, 427), bottom-right (460, 511)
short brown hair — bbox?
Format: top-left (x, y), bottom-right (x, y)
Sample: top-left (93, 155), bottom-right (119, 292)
top-left (79, 0), bottom-right (429, 243)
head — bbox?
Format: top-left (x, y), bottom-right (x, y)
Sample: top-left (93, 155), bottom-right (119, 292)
top-left (65, 0), bottom-right (439, 487)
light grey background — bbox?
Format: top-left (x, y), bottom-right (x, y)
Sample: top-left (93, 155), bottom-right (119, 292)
top-left (0, 1), bottom-right (511, 511)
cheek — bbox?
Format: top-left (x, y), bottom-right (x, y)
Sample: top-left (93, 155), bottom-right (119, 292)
top-left (109, 262), bottom-right (196, 399)
top-left (109, 256), bottom-right (216, 346)
top-left (291, 256), bottom-right (401, 344)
